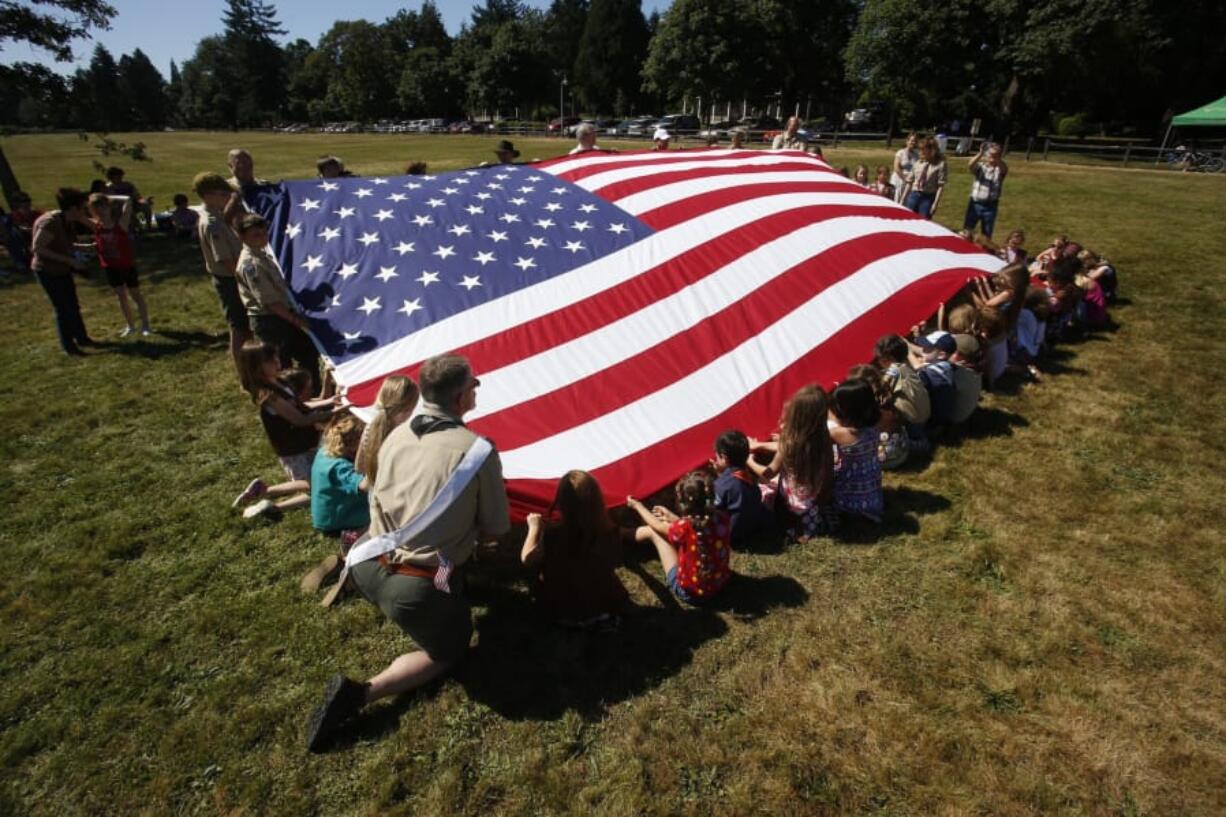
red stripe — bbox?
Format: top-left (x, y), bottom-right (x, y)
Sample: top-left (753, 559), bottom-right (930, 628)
top-left (341, 204), bottom-right (918, 407)
top-left (471, 234), bottom-right (982, 450)
top-left (592, 161), bottom-right (845, 203)
top-left (501, 268), bottom-right (980, 520)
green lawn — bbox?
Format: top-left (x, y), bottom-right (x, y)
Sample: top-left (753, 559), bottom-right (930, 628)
top-left (2, 133), bottom-right (1225, 817)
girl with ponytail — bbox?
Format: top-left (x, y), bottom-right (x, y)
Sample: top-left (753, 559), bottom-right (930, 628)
top-left (354, 375), bottom-right (419, 485)
top-left (627, 470), bottom-right (732, 604)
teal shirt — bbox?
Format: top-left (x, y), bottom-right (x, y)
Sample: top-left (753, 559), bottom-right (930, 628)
top-left (310, 452), bottom-right (370, 532)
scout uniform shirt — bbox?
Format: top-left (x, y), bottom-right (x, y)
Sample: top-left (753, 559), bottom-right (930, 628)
top-left (235, 244), bottom-right (297, 317)
top-left (370, 407), bottom-right (510, 568)
top-left (195, 205), bottom-right (241, 278)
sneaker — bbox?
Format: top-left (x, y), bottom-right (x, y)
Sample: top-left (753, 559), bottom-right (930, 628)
top-left (141, 326), bottom-right (154, 336)
top-left (242, 498), bottom-right (276, 519)
top-left (232, 478), bottom-right (267, 508)
top-left (306, 674), bottom-right (368, 753)
top-left (119, 326), bottom-right (136, 338)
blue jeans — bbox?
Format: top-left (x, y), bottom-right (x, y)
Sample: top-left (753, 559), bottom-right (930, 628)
top-left (904, 190), bottom-right (936, 219)
top-left (35, 270), bottom-right (89, 353)
top-left (963, 199), bottom-right (999, 237)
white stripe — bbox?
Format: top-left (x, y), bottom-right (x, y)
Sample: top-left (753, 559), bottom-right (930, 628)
top-left (333, 190), bottom-right (905, 386)
top-left (615, 171), bottom-right (889, 215)
top-left (541, 148), bottom-right (754, 178)
top-left (498, 248), bottom-right (1004, 479)
top-left (577, 154), bottom-right (841, 192)
top-left (467, 216), bottom-right (959, 421)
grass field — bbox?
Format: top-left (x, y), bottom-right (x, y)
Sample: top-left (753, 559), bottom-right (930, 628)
top-left (2, 133), bottom-right (1225, 817)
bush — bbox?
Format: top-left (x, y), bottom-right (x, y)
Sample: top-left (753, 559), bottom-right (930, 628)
top-left (1054, 112), bottom-right (1094, 138)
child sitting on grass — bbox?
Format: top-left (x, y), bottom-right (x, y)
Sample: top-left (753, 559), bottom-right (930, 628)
top-left (1011, 287), bottom-right (1049, 381)
top-left (522, 470), bottom-right (629, 628)
top-left (87, 192), bottom-right (151, 337)
top-left (749, 385), bottom-right (838, 542)
top-left (949, 334), bottom-right (983, 423)
top-left (354, 375), bottom-right (419, 487)
top-left (848, 364), bottom-right (908, 470)
top-left (311, 412), bottom-right (369, 537)
top-left (710, 430), bottom-right (770, 546)
top-left (233, 341), bottom-right (338, 520)
top-left (627, 471), bottom-right (732, 604)
top-left (828, 379), bottom-right (884, 523)
top-left (914, 331), bottom-right (959, 427)
top-left (872, 335), bottom-right (931, 431)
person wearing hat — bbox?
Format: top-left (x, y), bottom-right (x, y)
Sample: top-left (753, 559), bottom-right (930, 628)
top-left (652, 128), bottom-right (671, 151)
top-left (948, 334), bottom-right (983, 423)
top-left (913, 331), bottom-right (958, 426)
top-left (316, 156), bottom-right (350, 179)
top-left (493, 140), bottom-right (521, 164)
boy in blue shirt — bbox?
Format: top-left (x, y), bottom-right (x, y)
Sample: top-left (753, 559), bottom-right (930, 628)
top-left (914, 331), bottom-right (958, 426)
top-left (711, 430), bottom-right (770, 547)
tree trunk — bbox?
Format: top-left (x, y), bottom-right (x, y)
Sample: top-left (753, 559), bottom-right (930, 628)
top-left (0, 146), bottom-right (22, 209)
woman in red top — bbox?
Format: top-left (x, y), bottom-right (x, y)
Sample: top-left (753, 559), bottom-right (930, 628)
top-left (88, 193), bottom-right (151, 336)
top-left (628, 470), bottom-right (732, 604)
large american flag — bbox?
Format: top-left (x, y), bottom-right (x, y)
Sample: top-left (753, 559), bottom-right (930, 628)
top-left (246, 149), bottom-right (1003, 516)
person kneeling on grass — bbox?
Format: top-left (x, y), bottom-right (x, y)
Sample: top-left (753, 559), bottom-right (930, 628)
top-left (232, 342), bottom-right (339, 519)
top-left (626, 470), bottom-right (732, 605)
top-left (305, 354), bottom-right (510, 753)
top-left (311, 412), bottom-right (369, 539)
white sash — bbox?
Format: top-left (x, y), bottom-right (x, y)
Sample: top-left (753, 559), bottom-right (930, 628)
top-left (337, 436), bottom-right (493, 589)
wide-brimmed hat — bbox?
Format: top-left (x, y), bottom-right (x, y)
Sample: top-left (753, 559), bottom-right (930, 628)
top-left (494, 140), bottom-right (520, 158)
top-left (653, 128), bottom-right (671, 142)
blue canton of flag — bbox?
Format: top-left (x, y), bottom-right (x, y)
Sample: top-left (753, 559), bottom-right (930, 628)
top-left (244, 166), bottom-right (654, 365)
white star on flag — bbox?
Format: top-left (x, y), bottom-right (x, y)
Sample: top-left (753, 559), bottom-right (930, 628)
top-left (544, 202), bottom-right (563, 212)
top-left (412, 215), bottom-right (433, 227)
top-left (302, 254), bottom-right (324, 271)
top-left (441, 187), bottom-right (459, 195)
top-left (426, 198), bottom-right (445, 208)
top-left (486, 183), bottom-right (502, 190)
top-left (404, 182), bottom-right (422, 190)
top-left (358, 231), bottom-right (380, 246)
top-left (434, 245), bottom-right (456, 259)
top-left (535, 218), bottom-right (556, 229)
top-left (486, 230), bottom-right (508, 242)
top-left (465, 205), bottom-right (485, 215)
top-left (318, 181), bottom-right (339, 191)
top-left (393, 241), bottom-right (415, 256)
top-left (416, 270), bottom-right (440, 286)
top-left (459, 275), bottom-right (482, 290)
top-left (334, 206), bottom-right (356, 219)
top-left (500, 213), bottom-right (521, 224)
top-left (495, 174), bottom-right (510, 180)
top-left (475, 192), bottom-right (492, 200)
top-left (579, 203), bottom-right (598, 213)
top-left (375, 266), bottom-right (398, 282)
top-left (607, 223), bottom-right (627, 234)
top-left (330, 294), bottom-right (342, 307)
top-left (508, 197), bottom-right (527, 206)
top-left (571, 221), bottom-right (592, 232)
top-left (300, 198), bottom-right (320, 211)
top-left (518, 186), bottom-right (535, 193)
top-left (563, 240), bottom-right (585, 253)
top-left (318, 226), bottom-right (341, 241)
top-left (387, 193), bottom-right (407, 203)
top-left (374, 209), bottom-right (394, 221)
top-left (448, 224), bottom-right (471, 236)
top-left (372, 178), bottom-right (389, 185)
top-left (398, 298), bottom-right (422, 316)
top-left (526, 175), bottom-right (542, 182)
top-left (473, 251), bottom-right (496, 265)
top-left (525, 236), bottom-right (547, 249)
top-left (551, 187), bottom-right (568, 195)
top-left (337, 262), bottom-right (360, 279)
top-left (357, 296), bottom-right (381, 315)
top-left (513, 256), bottom-right (537, 271)
top-left (286, 223), bottom-right (301, 238)
top-left (341, 331), bottom-right (361, 348)
top-left (354, 188), bottom-right (373, 199)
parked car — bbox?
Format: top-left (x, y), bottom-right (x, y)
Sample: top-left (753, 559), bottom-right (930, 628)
top-left (625, 116), bottom-right (659, 137)
top-left (655, 113), bottom-right (700, 135)
top-left (698, 120), bottom-right (737, 140)
top-left (547, 116), bottom-right (582, 134)
top-left (843, 103), bottom-right (887, 131)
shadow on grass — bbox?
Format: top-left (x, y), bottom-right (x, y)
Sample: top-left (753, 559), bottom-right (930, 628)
top-left (837, 485), bottom-right (952, 544)
top-left (94, 329), bottom-right (228, 359)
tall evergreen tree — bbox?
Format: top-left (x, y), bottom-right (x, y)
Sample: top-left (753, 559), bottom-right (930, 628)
top-left (543, 0), bottom-right (589, 76)
top-left (573, 0), bottom-right (648, 115)
top-left (117, 48), bottom-right (168, 129)
top-left (221, 0), bottom-right (287, 125)
top-left (165, 60), bottom-right (182, 122)
top-left (84, 43), bottom-right (125, 130)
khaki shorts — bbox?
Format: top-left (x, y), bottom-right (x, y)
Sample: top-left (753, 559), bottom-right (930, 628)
top-left (351, 560), bottom-right (472, 663)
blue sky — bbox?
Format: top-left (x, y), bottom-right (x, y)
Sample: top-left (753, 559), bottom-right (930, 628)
top-left (2, 0), bottom-right (670, 76)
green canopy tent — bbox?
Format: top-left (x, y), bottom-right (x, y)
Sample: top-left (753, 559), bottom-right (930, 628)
top-left (1158, 94), bottom-right (1226, 159)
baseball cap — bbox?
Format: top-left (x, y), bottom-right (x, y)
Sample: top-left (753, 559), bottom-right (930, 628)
top-left (653, 128), bottom-right (671, 142)
top-left (915, 331), bottom-right (957, 356)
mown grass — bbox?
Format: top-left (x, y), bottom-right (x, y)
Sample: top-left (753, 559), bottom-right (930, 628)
top-left (1, 133), bottom-right (1225, 817)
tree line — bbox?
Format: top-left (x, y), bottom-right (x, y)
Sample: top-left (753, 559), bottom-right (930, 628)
top-left (2, 0), bottom-right (1224, 137)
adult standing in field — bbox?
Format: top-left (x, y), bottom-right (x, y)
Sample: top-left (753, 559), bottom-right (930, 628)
top-left (226, 148), bottom-right (269, 193)
top-left (963, 142), bottom-right (1009, 238)
top-left (891, 132), bottom-right (920, 203)
top-left (192, 172), bottom-right (251, 375)
top-left (493, 140), bottom-right (520, 164)
top-left (569, 122), bottom-right (599, 155)
top-left (30, 188), bottom-right (96, 356)
top-left (903, 137), bottom-right (948, 220)
top-left (306, 354), bottom-right (510, 753)
top-left (772, 116), bottom-right (805, 151)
